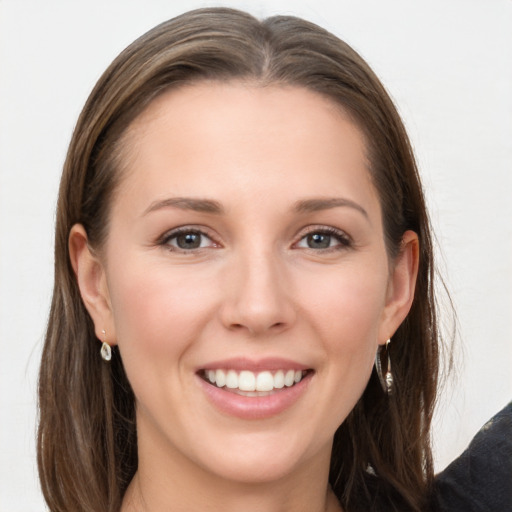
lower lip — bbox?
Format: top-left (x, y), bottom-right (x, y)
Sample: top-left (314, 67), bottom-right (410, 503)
top-left (198, 373), bottom-right (313, 420)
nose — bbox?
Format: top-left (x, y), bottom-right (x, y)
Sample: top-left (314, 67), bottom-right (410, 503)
top-left (219, 249), bottom-right (296, 337)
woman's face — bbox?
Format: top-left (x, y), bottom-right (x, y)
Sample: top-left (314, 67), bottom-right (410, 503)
top-left (76, 83), bottom-right (417, 485)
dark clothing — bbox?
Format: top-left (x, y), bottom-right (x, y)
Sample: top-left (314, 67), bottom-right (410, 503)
top-left (432, 401), bottom-right (512, 511)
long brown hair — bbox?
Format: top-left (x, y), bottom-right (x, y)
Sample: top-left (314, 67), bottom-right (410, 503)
top-left (38, 8), bottom-right (442, 511)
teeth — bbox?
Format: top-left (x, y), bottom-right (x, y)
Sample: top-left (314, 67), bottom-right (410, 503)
top-left (284, 369), bottom-right (295, 387)
top-left (239, 371), bottom-right (256, 391)
top-left (274, 370), bottom-right (285, 389)
top-left (204, 368), bottom-right (306, 392)
top-left (215, 369), bottom-right (226, 387)
top-left (225, 370), bottom-right (238, 389)
top-left (256, 371), bottom-right (274, 391)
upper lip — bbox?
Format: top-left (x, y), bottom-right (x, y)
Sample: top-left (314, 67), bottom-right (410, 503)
top-left (198, 357), bottom-right (311, 373)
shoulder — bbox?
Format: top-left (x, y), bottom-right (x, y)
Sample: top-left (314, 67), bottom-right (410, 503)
top-left (432, 401), bottom-right (512, 511)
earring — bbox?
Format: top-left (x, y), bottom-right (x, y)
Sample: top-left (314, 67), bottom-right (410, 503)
top-left (100, 329), bottom-right (112, 361)
top-left (375, 339), bottom-right (394, 395)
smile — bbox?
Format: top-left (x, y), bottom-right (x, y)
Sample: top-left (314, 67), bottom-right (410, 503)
top-left (197, 358), bottom-right (314, 419)
top-left (202, 369), bottom-right (307, 395)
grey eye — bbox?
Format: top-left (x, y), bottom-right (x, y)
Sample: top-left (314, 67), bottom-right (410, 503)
top-left (165, 230), bottom-right (214, 251)
top-left (296, 228), bottom-right (350, 251)
top-left (175, 232), bottom-right (203, 249)
top-left (306, 233), bottom-right (332, 249)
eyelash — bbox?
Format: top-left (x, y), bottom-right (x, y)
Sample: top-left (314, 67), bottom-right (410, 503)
top-left (158, 225), bottom-right (352, 253)
top-left (159, 227), bottom-right (218, 253)
top-left (295, 226), bottom-right (352, 252)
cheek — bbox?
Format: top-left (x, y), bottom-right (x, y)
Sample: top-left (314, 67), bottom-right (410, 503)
top-left (107, 262), bottom-right (215, 360)
top-left (301, 262), bottom-right (387, 400)
top-left (301, 262), bottom-right (388, 344)
top-left (106, 263), bottom-right (220, 419)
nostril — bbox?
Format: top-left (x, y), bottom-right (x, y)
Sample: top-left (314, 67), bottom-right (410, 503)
top-left (227, 321), bottom-right (286, 335)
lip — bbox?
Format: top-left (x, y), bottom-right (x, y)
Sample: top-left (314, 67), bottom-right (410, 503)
top-left (198, 357), bottom-right (310, 373)
top-left (197, 358), bottom-right (314, 420)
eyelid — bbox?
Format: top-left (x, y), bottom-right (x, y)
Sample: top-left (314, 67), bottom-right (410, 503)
top-left (293, 225), bottom-right (353, 249)
top-left (157, 224), bottom-right (352, 253)
top-left (158, 225), bottom-right (221, 251)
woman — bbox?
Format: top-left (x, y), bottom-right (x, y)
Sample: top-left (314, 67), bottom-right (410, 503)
top-left (38, 8), bottom-right (441, 511)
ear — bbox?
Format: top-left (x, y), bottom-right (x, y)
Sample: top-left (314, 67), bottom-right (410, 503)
top-left (378, 230), bottom-right (419, 344)
top-left (69, 224), bottom-right (117, 345)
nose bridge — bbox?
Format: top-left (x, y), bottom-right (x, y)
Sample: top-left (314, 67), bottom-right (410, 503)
top-left (221, 242), bottom-right (295, 335)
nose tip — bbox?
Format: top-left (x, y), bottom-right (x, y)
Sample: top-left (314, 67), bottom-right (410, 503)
top-left (219, 256), bottom-right (296, 337)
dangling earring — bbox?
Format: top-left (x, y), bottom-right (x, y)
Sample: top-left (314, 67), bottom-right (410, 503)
top-left (375, 339), bottom-right (394, 395)
top-left (100, 329), bottom-right (112, 361)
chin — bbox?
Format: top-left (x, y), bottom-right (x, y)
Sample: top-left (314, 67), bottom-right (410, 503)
top-left (188, 426), bottom-right (331, 485)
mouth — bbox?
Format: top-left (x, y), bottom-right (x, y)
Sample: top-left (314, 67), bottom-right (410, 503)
top-left (199, 368), bottom-right (312, 397)
top-left (196, 358), bottom-right (314, 419)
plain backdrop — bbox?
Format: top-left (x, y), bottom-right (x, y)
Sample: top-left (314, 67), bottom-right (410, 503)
top-left (1, 0), bottom-right (511, 510)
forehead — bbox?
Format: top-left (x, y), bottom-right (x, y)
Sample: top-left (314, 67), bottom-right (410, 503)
top-left (122, 81), bottom-right (368, 160)
top-left (114, 82), bottom-right (378, 218)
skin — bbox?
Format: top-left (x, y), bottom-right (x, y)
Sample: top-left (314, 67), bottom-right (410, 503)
top-left (70, 82), bottom-right (419, 512)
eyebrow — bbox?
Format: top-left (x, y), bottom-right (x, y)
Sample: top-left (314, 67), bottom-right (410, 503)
top-left (293, 197), bottom-right (369, 219)
top-left (143, 197), bottom-right (224, 216)
top-left (142, 196), bottom-right (368, 219)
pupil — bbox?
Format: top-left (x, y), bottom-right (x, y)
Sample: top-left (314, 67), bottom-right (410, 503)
top-left (308, 233), bottom-right (330, 249)
top-left (177, 232), bottom-right (201, 249)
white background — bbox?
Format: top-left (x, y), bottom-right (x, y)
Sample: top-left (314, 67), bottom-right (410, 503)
top-left (1, 1), bottom-right (511, 510)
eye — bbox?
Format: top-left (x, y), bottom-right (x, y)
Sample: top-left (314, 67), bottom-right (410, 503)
top-left (295, 227), bottom-right (351, 251)
top-left (161, 228), bottom-right (218, 252)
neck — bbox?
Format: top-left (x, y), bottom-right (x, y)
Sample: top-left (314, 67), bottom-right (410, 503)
top-left (123, 472), bottom-right (343, 512)
top-left (121, 419), bottom-right (343, 512)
